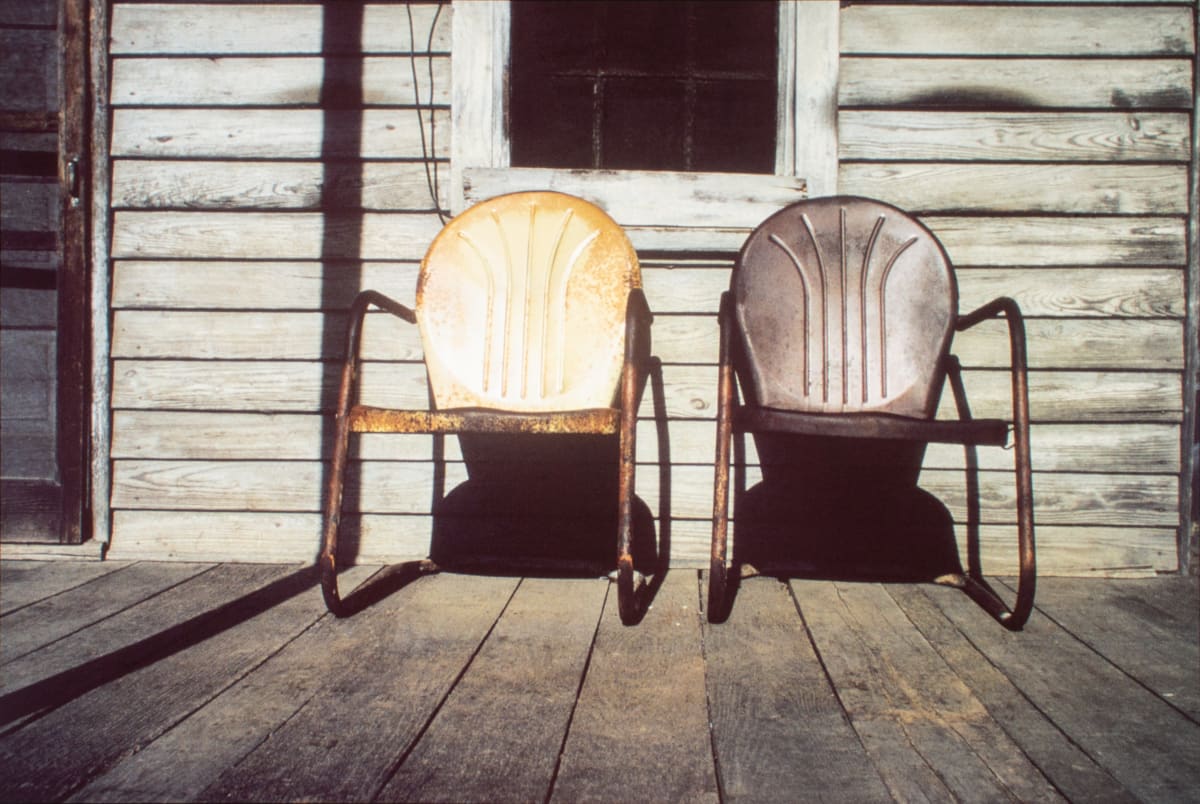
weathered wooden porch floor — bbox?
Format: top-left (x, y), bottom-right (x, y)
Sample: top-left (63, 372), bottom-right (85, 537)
top-left (0, 560), bottom-right (1197, 803)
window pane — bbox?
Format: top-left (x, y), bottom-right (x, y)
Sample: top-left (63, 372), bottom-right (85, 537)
top-left (510, 0), bottom-right (777, 173)
top-left (692, 1), bottom-right (776, 74)
top-left (510, 76), bottom-right (595, 169)
top-left (693, 80), bottom-right (777, 173)
top-left (602, 78), bottom-right (686, 171)
top-left (600, 1), bottom-right (687, 74)
top-left (511, 0), bottom-right (599, 74)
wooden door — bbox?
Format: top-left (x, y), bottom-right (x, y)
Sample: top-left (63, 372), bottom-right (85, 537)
top-left (0, 0), bottom-right (90, 543)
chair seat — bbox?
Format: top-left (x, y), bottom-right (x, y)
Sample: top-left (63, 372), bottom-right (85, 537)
top-left (735, 405), bottom-right (1009, 446)
top-left (349, 405), bottom-right (621, 435)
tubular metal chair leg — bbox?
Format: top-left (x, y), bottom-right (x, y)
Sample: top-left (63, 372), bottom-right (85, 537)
top-left (709, 457), bottom-right (731, 621)
top-left (948, 315), bottom-right (1037, 630)
top-left (709, 389), bottom-right (733, 621)
top-left (320, 311), bottom-right (364, 617)
top-left (616, 360), bottom-right (641, 625)
top-left (616, 465), bottom-right (637, 624)
top-left (1002, 409), bottom-right (1036, 629)
top-left (320, 410), bottom-right (352, 616)
top-left (708, 293), bottom-right (735, 622)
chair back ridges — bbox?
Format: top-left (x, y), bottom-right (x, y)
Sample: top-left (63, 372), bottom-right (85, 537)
top-left (733, 196), bottom-right (958, 419)
top-left (417, 191), bottom-right (640, 411)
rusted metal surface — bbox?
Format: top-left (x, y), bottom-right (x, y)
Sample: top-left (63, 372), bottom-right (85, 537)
top-left (321, 192), bottom-right (653, 622)
top-left (709, 292), bottom-right (736, 620)
top-left (616, 289), bottom-right (653, 624)
top-left (954, 297), bottom-right (1037, 629)
top-left (349, 407), bottom-right (620, 435)
top-left (732, 196), bottom-right (957, 418)
top-left (321, 291), bottom-right (406, 615)
top-left (709, 196), bottom-right (1036, 630)
top-left (734, 408), bottom-right (1008, 446)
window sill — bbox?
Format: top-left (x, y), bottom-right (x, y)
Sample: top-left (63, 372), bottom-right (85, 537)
top-left (460, 166), bottom-right (807, 252)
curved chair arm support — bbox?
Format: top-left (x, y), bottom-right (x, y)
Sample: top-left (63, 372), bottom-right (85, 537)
top-left (342, 290), bottom-right (416, 359)
top-left (617, 288), bottom-right (654, 624)
top-left (321, 290), bottom-right (417, 615)
top-left (708, 291), bottom-right (737, 622)
top-left (954, 297), bottom-right (1036, 629)
top-left (624, 288), bottom-right (653, 369)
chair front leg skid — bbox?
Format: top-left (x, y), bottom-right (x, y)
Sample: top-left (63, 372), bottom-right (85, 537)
top-left (616, 289), bottom-right (653, 624)
top-left (709, 292), bottom-right (736, 622)
top-left (956, 297), bottom-right (1036, 629)
top-left (320, 290), bottom-right (417, 616)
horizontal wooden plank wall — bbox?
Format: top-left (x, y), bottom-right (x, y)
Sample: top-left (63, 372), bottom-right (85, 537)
top-left (105, 1), bottom-right (1195, 578)
top-left (838, 1), bottom-right (1194, 576)
top-left (105, 1), bottom-right (452, 566)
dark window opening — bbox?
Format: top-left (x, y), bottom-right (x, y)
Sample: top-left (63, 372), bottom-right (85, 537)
top-left (510, 1), bottom-right (778, 174)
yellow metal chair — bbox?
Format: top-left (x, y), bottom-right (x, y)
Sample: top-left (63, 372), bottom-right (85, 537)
top-left (321, 191), bottom-right (653, 622)
top-left (710, 196), bottom-right (1035, 629)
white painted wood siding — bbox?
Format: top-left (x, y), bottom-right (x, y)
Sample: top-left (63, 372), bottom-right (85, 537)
top-left (838, 1), bottom-right (1194, 576)
top-left (104, 1), bottom-right (1194, 578)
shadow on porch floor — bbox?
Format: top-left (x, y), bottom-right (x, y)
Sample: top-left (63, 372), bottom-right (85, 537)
top-left (0, 559), bottom-right (1196, 802)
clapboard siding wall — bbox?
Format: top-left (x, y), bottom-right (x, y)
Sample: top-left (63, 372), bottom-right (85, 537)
top-left (106, 1), bottom-right (451, 564)
top-left (104, 1), bottom-right (1196, 577)
top-left (838, 1), bottom-right (1194, 576)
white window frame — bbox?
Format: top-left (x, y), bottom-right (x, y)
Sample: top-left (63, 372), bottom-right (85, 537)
top-left (449, 0), bottom-right (838, 225)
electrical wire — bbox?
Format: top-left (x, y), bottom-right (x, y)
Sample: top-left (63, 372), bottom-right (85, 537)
top-left (407, 3), bottom-right (447, 224)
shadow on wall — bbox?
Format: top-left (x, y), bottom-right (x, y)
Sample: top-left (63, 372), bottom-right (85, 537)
top-left (428, 433), bottom-right (659, 577)
top-left (729, 433), bottom-right (963, 583)
top-left (319, 2), bottom-right (366, 565)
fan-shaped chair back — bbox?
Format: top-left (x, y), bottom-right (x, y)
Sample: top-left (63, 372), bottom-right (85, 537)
top-left (417, 191), bottom-right (640, 412)
top-left (733, 196), bottom-right (957, 418)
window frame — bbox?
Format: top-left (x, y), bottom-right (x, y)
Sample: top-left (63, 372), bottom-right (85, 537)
top-left (449, 0), bottom-right (838, 218)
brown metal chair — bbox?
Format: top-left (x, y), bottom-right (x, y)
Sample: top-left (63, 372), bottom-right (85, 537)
top-left (710, 196), bottom-right (1035, 629)
top-left (321, 191), bottom-right (653, 623)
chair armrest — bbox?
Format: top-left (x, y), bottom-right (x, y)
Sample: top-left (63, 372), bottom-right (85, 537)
top-left (953, 295), bottom-right (1030, 429)
top-left (717, 290), bottom-right (734, 366)
top-left (342, 290), bottom-right (417, 364)
top-left (956, 296), bottom-right (1023, 337)
top-left (954, 296), bottom-right (1036, 629)
top-left (351, 289), bottom-right (416, 324)
top-left (624, 287), bottom-right (653, 369)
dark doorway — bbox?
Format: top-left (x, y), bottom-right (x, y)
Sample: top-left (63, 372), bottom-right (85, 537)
top-left (0, 0), bottom-right (91, 543)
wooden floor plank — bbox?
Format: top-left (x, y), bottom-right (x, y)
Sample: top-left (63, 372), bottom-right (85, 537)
top-left (550, 570), bottom-right (719, 803)
top-left (378, 577), bottom-right (607, 803)
top-left (789, 581), bottom-right (953, 802)
top-left (199, 572), bottom-right (520, 803)
top-left (68, 565), bottom-right (379, 803)
top-left (918, 582), bottom-right (1200, 803)
top-left (0, 563), bottom-right (234, 697)
top-left (0, 560), bottom-right (130, 614)
top-left (0, 564), bottom-right (323, 802)
top-left (887, 584), bottom-right (1137, 803)
top-left (793, 580), bottom-right (1061, 803)
top-left (0, 557), bottom-right (1193, 803)
top-left (1, 562), bottom-right (212, 666)
top-left (704, 576), bottom-right (892, 802)
top-left (1009, 576), bottom-right (1200, 721)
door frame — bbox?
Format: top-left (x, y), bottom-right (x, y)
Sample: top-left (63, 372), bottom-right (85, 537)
top-left (56, 0), bottom-right (92, 544)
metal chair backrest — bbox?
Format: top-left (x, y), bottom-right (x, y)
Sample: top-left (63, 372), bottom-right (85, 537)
top-left (417, 191), bottom-right (640, 411)
top-left (732, 196), bottom-right (957, 419)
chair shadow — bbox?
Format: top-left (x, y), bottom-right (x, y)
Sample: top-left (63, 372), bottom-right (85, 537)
top-left (429, 432), bottom-right (662, 582)
top-left (425, 359), bottom-right (672, 622)
top-left (331, 357), bottom-right (672, 620)
top-left (715, 433), bottom-right (964, 620)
